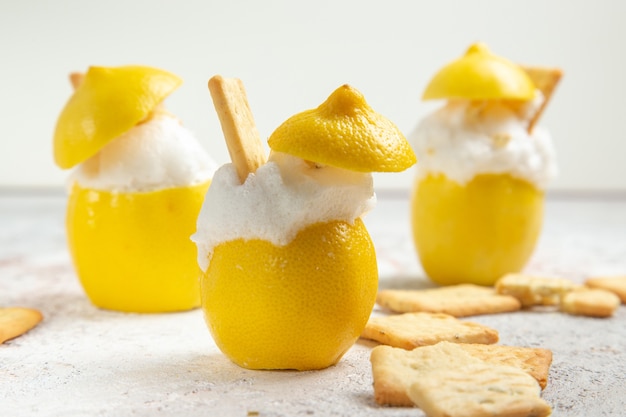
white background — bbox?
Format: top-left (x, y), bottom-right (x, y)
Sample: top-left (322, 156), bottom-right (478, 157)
top-left (1, 0), bottom-right (625, 193)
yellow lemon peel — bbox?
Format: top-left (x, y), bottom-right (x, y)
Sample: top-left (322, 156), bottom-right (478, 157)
top-left (422, 43), bottom-right (536, 101)
top-left (202, 218), bottom-right (378, 370)
top-left (67, 180), bottom-right (210, 312)
top-left (54, 65), bottom-right (182, 169)
top-left (267, 84), bottom-right (416, 172)
top-left (411, 174), bottom-right (543, 286)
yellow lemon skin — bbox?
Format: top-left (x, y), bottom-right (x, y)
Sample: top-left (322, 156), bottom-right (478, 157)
top-left (422, 43), bottom-right (536, 101)
top-left (201, 218), bottom-right (378, 370)
top-left (66, 181), bottom-right (210, 313)
top-left (54, 65), bottom-right (182, 169)
top-left (268, 85), bottom-right (415, 173)
top-left (411, 174), bottom-right (543, 286)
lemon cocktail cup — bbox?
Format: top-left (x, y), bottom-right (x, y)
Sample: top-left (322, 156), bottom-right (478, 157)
top-left (66, 182), bottom-right (209, 312)
top-left (410, 43), bottom-right (561, 286)
top-left (195, 79), bottom-right (415, 370)
top-left (204, 217), bottom-right (377, 370)
top-left (54, 66), bottom-right (215, 313)
top-left (412, 173), bottom-right (544, 286)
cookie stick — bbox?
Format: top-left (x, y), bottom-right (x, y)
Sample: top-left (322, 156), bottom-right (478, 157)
top-left (69, 72), bottom-right (85, 90)
top-left (521, 66), bottom-right (563, 134)
top-left (208, 75), bottom-right (267, 184)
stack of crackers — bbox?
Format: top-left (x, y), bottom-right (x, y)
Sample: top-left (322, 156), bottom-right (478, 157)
top-left (361, 275), bottom-right (625, 416)
top-left (370, 342), bottom-right (552, 416)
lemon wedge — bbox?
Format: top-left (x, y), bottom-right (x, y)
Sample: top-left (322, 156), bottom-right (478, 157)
top-left (267, 84), bottom-right (416, 172)
top-left (422, 43), bottom-right (536, 101)
top-left (53, 65), bottom-right (182, 169)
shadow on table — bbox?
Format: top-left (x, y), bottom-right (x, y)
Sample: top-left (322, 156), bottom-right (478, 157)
top-left (107, 349), bottom-right (390, 412)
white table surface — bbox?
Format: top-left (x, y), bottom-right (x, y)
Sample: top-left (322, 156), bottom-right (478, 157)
top-left (1, 192), bottom-right (625, 417)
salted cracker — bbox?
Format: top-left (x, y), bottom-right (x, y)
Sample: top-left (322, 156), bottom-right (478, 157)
top-left (361, 312), bottom-right (498, 350)
top-left (407, 362), bottom-right (551, 417)
top-left (376, 284), bottom-right (521, 317)
top-left (585, 275), bottom-right (626, 303)
top-left (458, 344), bottom-right (552, 390)
top-left (560, 287), bottom-right (620, 318)
top-left (0, 307), bottom-right (43, 344)
top-left (370, 342), bottom-right (481, 406)
top-left (369, 342), bottom-right (552, 406)
top-left (495, 273), bottom-right (578, 307)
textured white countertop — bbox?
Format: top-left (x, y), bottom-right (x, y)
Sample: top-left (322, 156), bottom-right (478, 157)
top-left (1, 192), bottom-right (625, 417)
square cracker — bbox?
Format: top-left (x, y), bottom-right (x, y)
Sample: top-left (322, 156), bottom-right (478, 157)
top-left (0, 307), bottom-right (43, 344)
top-left (377, 284), bottom-right (521, 317)
top-left (408, 362), bottom-right (551, 417)
top-left (560, 287), bottom-right (620, 318)
top-left (585, 276), bottom-right (626, 303)
top-left (370, 342), bottom-right (552, 406)
top-left (361, 312), bottom-right (498, 350)
top-left (458, 344), bottom-right (552, 390)
top-left (370, 342), bottom-right (481, 406)
top-left (495, 273), bottom-right (578, 307)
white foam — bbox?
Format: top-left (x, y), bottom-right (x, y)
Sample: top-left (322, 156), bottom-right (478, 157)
top-left (191, 152), bottom-right (375, 272)
top-left (409, 95), bottom-right (557, 189)
top-left (70, 116), bottom-right (217, 192)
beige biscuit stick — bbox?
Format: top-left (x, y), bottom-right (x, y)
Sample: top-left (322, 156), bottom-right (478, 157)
top-left (69, 72), bottom-right (85, 90)
top-left (208, 75), bottom-right (267, 183)
top-left (521, 66), bottom-right (563, 134)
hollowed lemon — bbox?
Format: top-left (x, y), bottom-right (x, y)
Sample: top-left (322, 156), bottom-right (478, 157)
top-left (411, 43), bottom-right (557, 286)
top-left (56, 65), bottom-right (213, 312)
top-left (202, 219), bottom-right (377, 370)
top-left (67, 181), bottom-right (210, 312)
top-left (199, 83), bottom-right (415, 369)
top-left (411, 174), bottom-right (543, 286)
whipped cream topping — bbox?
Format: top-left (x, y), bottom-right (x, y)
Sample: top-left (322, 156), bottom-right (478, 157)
top-left (409, 94), bottom-right (557, 189)
top-left (70, 116), bottom-right (217, 192)
top-left (192, 152), bottom-right (375, 271)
